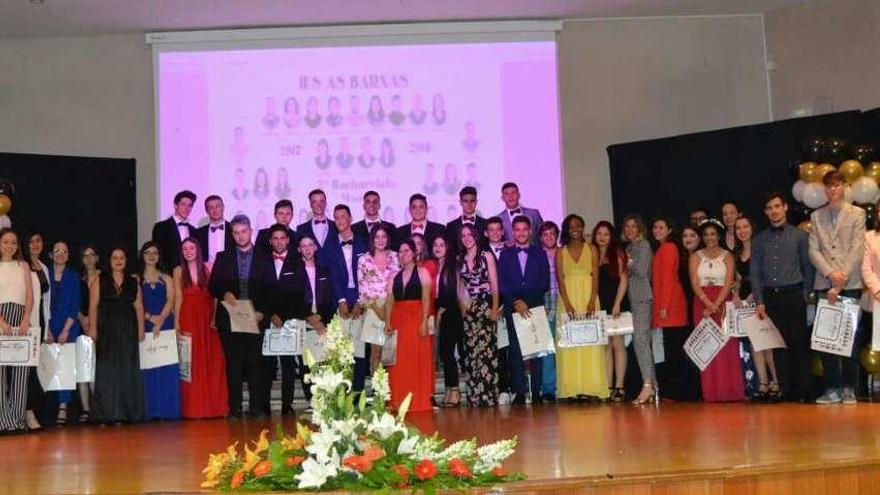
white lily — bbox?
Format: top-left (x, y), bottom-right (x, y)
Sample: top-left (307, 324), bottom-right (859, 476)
top-left (306, 428), bottom-right (341, 463)
top-left (367, 412), bottom-right (406, 439)
top-left (397, 434), bottom-right (419, 455)
top-left (296, 456), bottom-right (339, 490)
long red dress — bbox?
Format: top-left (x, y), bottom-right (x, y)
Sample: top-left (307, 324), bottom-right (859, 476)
top-left (388, 269), bottom-right (434, 413)
top-left (693, 251), bottom-right (745, 402)
top-left (179, 282), bottom-right (229, 418)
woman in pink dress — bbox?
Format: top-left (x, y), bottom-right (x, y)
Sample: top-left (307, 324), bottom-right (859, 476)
top-left (173, 238), bottom-right (228, 418)
top-left (688, 221), bottom-right (744, 402)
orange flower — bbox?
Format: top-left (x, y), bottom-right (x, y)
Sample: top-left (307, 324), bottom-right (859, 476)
top-left (252, 460), bottom-right (272, 477)
top-left (414, 459), bottom-right (437, 480)
top-left (392, 464), bottom-right (410, 479)
top-left (230, 470), bottom-right (245, 488)
top-left (491, 465), bottom-right (506, 477)
top-left (343, 455), bottom-right (374, 473)
top-left (363, 445), bottom-right (386, 462)
top-left (285, 455), bottom-right (306, 467)
top-left (448, 458), bottom-right (471, 478)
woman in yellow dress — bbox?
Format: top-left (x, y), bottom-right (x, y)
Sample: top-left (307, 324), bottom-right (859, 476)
top-left (556, 214), bottom-right (608, 402)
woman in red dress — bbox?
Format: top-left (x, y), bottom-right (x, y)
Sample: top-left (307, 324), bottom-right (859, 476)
top-left (173, 238), bottom-right (229, 418)
top-left (384, 238), bottom-right (434, 412)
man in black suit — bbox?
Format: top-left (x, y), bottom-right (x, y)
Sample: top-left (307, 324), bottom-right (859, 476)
top-left (265, 223), bottom-right (307, 416)
top-left (297, 189), bottom-right (337, 252)
top-left (151, 190), bottom-right (197, 269)
top-left (208, 214), bottom-right (275, 418)
top-left (352, 190), bottom-right (396, 245)
top-left (255, 199), bottom-right (297, 254)
top-left (446, 186), bottom-right (488, 250)
top-left (195, 195), bottom-right (234, 263)
top-left (395, 193), bottom-right (445, 247)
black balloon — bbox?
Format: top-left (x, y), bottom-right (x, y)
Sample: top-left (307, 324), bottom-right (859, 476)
top-left (801, 136), bottom-right (825, 162)
top-left (0, 179), bottom-right (15, 198)
top-left (787, 156), bottom-right (804, 179)
top-left (824, 137), bottom-right (848, 164)
top-left (851, 144), bottom-right (876, 163)
top-left (861, 203), bottom-right (877, 226)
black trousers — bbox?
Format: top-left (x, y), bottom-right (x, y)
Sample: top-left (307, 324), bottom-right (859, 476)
top-left (280, 356), bottom-right (311, 407)
top-left (657, 326), bottom-right (690, 401)
top-left (439, 310), bottom-right (464, 388)
top-left (764, 290), bottom-right (810, 400)
top-left (222, 332), bottom-right (272, 414)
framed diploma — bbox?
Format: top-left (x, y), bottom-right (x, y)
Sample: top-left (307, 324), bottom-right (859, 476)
top-left (811, 299), bottom-right (858, 357)
top-left (684, 317), bottom-right (728, 372)
top-left (0, 327), bottom-right (40, 367)
top-left (262, 319), bottom-right (305, 356)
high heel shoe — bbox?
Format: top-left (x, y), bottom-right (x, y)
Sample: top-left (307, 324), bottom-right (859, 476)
top-left (753, 382), bottom-right (769, 403)
top-left (442, 389), bottom-right (461, 408)
top-left (632, 383), bottom-right (657, 405)
top-left (767, 382), bottom-right (782, 403)
top-left (612, 387), bottom-right (625, 403)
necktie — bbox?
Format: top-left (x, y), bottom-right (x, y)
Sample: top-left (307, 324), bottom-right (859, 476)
top-left (314, 219), bottom-right (327, 225)
top-left (340, 239), bottom-right (353, 246)
top-left (210, 224), bottom-right (224, 232)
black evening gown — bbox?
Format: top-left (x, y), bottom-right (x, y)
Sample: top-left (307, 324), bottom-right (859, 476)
top-left (91, 275), bottom-right (144, 423)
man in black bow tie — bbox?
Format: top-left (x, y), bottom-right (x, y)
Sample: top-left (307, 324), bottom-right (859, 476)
top-left (196, 195), bottom-right (234, 263)
top-left (446, 186), bottom-right (487, 249)
top-left (256, 200), bottom-right (298, 255)
top-left (496, 182), bottom-right (543, 246)
top-left (352, 190), bottom-right (396, 248)
top-left (395, 193), bottom-right (445, 247)
top-left (297, 189), bottom-right (337, 251)
top-left (151, 190), bottom-right (197, 269)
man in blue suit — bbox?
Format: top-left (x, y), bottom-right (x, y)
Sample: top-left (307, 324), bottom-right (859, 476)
top-left (499, 216), bottom-right (550, 405)
top-left (322, 204), bottom-right (371, 393)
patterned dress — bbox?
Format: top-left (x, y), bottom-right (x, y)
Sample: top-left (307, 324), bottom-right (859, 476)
top-left (460, 252), bottom-right (499, 406)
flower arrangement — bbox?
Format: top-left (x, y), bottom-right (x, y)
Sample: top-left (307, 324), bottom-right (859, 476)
top-left (201, 316), bottom-right (522, 492)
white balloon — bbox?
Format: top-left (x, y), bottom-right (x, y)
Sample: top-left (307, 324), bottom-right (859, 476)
top-left (845, 185), bottom-right (854, 204)
top-left (802, 183), bottom-right (828, 209)
top-left (792, 180), bottom-right (807, 203)
top-left (0, 215), bottom-right (11, 229)
top-left (852, 177), bottom-right (879, 204)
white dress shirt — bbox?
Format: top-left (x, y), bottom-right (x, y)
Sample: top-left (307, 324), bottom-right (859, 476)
top-left (273, 250), bottom-right (287, 280)
top-left (339, 235), bottom-right (356, 289)
top-left (305, 264), bottom-right (317, 313)
top-left (173, 214), bottom-right (191, 243)
top-left (312, 218), bottom-right (329, 246)
top-left (207, 221), bottom-right (226, 262)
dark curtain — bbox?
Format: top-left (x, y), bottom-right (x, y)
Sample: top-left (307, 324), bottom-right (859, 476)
top-left (606, 111), bottom-right (864, 229)
top-left (0, 153), bottom-right (138, 262)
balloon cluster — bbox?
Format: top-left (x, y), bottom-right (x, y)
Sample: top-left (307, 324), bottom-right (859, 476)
top-left (0, 179), bottom-right (14, 229)
top-left (789, 137), bottom-right (879, 218)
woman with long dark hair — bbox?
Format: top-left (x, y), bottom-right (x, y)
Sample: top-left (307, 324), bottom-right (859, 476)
top-left (138, 241), bottom-right (180, 420)
top-left (76, 244), bottom-right (100, 422)
top-left (433, 235), bottom-right (462, 407)
top-left (25, 231), bottom-right (49, 430)
top-left (591, 221), bottom-right (629, 402)
top-left (89, 247), bottom-right (146, 424)
top-left (0, 228), bottom-right (34, 432)
top-left (174, 237), bottom-right (228, 418)
top-left (48, 241), bottom-right (82, 425)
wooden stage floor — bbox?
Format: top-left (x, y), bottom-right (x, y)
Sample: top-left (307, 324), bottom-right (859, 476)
top-left (5, 402), bottom-right (880, 494)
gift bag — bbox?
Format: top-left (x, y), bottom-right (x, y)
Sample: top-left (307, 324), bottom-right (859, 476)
top-left (75, 335), bottom-right (96, 382)
top-left (722, 302), bottom-right (755, 338)
top-left (497, 317), bottom-right (509, 349)
top-left (178, 334), bottom-right (193, 383)
top-left (381, 332), bottom-right (397, 366)
top-left (262, 319), bottom-right (305, 356)
top-left (303, 328), bottom-right (328, 363)
top-left (603, 312), bottom-right (634, 336)
top-left (38, 343), bottom-right (77, 391)
top-left (139, 330), bottom-right (180, 369)
top-left (361, 308), bottom-right (386, 346)
top-left (512, 306), bottom-right (556, 360)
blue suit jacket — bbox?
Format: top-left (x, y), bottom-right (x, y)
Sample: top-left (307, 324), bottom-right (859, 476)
top-left (498, 245), bottom-right (550, 309)
top-left (297, 219), bottom-right (338, 251)
top-left (323, 234), bottom-right (368, 304)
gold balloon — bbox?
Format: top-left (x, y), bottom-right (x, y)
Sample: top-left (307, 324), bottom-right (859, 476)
top-left (0, 195), bottom-right (11, 216)
top-left (868, 161), bottom-right (880, 173)
top-left (797, 220), bottom-right (812, 234)
top-left (817, 163), bottom-right (837, 181)
top-left (811, 354), bottom-right (824, 377)
top-left (799, 162), bottom-right (818, 182)
top-left (860, 346), bottom-right (880, 374)
top-left (839, 160), bottom-right (864, 183)
top-left (865, 166), bottom-right (880, 183)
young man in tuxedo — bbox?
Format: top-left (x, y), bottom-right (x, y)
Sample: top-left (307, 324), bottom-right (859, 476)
top-left (151, 190), bottom-right (197, 269)
top-left (486, 217), bottom-right (508, 259)
top-left (297, 189), bottom-right (337, 250)
top-left (496, 182), bottom-right (544, 246)
top-left (265, 223), bottom-right (307, 416)
top-left (196, 195), bottom-right (233, 263)
top-left (256, 200), bottom-right (297, 254)
top-left (324, 204), bottom-right (371, 393)
top-left (352, 190), bottom-right (396, 244)
top-left (446, 186), bottom-right (487, 249)
top-left (498, 216), bottom-right (550, 405)
top-left (485, 215), bottom-right (511, 403)
top-left (395, 193), bottom-right (445, 247)
top-left (208, 214), bottom-right (275, 418)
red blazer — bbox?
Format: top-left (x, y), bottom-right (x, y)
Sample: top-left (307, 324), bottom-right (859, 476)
top-left (651, 241), bottom-right (688, 327)
top-left (421, 258), bottom-right (439, 315)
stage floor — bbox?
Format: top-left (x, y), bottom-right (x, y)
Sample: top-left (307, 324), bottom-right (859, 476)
top-left (5, 402), bottom-right (880, 494)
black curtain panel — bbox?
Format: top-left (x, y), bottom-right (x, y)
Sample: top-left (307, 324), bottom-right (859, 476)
top-left (0, 153), bottom-right (137, 262)
top-left (861, 107), bottom-right (880, 149)
top-left (606, 111), bottom-right (864, 229)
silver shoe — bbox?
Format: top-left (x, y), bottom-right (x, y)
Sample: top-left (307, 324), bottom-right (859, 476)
top-left (815, 389), bottom-right (842, 405)
top-left (841, 388), bottom-right (857, 405)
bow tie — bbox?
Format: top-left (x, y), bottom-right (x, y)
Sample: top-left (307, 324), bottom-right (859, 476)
top-left (770, 225), bottom-right (785, 232)
top-left (412, 223), bottom-right (425, 231)
top-left (340, 239), bottom-right (353, 246)
top-left (367, 221), bottom-right (378, 228)
top-left (517, 247), bottom-right (529, 253)
top-left (508, 209), bottom-right (522, 216)
top-left (273, 253), bottom-right (287, 261)
top-left (463, 216), bottom-right (475, 223)
top-left (210, 224), bottom-right (224, 232)
top-left (314, 219), bottom-right (327, 225)
top-left (177, 221), bottom-right (190, 227)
